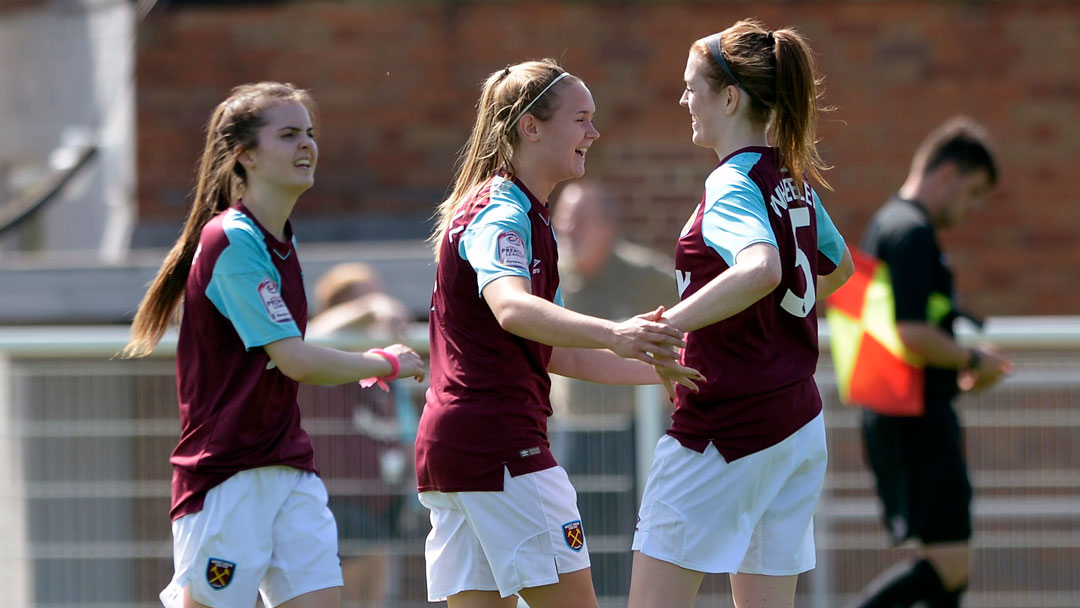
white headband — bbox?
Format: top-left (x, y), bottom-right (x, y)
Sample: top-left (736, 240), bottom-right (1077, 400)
top-left (510, 72), bottom-right (571, 127)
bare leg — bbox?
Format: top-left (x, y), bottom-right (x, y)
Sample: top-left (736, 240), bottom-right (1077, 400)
top-left (516, 568), bottom-right (598, 608)
top-left (922, 541), bottom-right (970, 590)
top-left (341, 554), bottom-right (390, 607)
top-left (447, 590), bottom-right (519, 608)
top-left (729, 573), bottom-right (798, 608)
top-left (627, 551), bottom-right (704, 608)
top-left (277, 586), bottom-right (342, 608)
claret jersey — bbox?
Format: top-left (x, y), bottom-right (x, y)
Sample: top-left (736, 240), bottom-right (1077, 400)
top-left (170, 203), bottom-right (315, 519)
top-left (416, 174), bottom-right (563, 492)
top-left (669, 147), bottom-right (846, 461)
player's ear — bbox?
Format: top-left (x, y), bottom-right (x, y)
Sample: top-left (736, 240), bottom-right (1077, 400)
top-left (517, 114), bottom-right (541, 142)
top-left (724, 85), bottom-right (740, 116)
top-left (235, 144), bottom-right (255, 170)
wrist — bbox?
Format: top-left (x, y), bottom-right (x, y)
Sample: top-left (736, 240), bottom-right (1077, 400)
top-left (367, 348), bottom-right (400, 380)
top-left (962, 347), bottom-right (981, 371)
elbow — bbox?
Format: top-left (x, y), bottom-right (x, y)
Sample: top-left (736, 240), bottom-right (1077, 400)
top-left (837, 256), bottom-right (855, 285)
top-left (757, 260), bottom-right (783, 298)
top-left (273, 359), bottom-right (314, 384)
top-left (496, 309), bottom-right (531, 336)
top-left (490, 299), bottom-right (528, 335)
top-left (266, 350), bottom-right (320, 384)
top-left (895, 322), bottom-right (925, 352)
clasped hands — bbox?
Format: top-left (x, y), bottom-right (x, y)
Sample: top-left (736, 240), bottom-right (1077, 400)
top-left (610, 306), bottom-right (705, 400)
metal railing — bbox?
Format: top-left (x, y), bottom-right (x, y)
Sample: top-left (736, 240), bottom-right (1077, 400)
top-left (0, 318), bottom-right (1077, 607)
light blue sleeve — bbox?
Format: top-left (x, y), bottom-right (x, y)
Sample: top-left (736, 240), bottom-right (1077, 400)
top-left (701, 165), bottom-right (776, 266)
top-left (812, 188), bottom-right (846, 266)
top-left (460, 191), bottom-right (533, 296)
top-left (205, 223), bottom-right (302, 350)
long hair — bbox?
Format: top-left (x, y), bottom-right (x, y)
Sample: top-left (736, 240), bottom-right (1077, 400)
top-left (693, 19), bottom-right (832, 194)
top-left (429, 58), bottom-right (579, 258)
top-left (123, 82), bottom-right (317, 357)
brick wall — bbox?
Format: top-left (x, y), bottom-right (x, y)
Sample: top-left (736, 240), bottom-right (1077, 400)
top-left (135, 1), bottom-right (1080, 316)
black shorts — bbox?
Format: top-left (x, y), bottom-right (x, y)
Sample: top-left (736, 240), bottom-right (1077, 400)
top-left (860, 400), bottom-right (973, 544)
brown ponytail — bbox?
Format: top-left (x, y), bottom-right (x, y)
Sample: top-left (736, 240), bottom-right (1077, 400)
top-left (123, 82), bottom-right (316, 357)
top-left (693, 19), bottom-right (832, 195)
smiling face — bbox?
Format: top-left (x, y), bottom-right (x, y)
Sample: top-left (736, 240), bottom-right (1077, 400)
top-left (680, 51), bottom-right (727, 150)
top-left (529, 79), bottom-right (600, 184)
top-left (241, 100), bottom-right (318, 195)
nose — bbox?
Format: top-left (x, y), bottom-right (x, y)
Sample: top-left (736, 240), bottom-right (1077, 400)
top-left (587, 121), bottom-right (600, 140)
top-left (679, 89), bottom-right (689, 106)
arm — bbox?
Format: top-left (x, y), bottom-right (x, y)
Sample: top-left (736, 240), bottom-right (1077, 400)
top-left (663, 243), bottom-right (782, 332)
top-left (897, 322), bottom-right (1011, 390)
top-left (482, 275), bottom-right (684, 363)
top-left (549, 347), bottom-right (659, 384)
top-left (817, 246), bottom-right (854, 300)
top-left (548, 346), bottom-right (703, 389)
top-left (264, 338), bottom-right (424, 386)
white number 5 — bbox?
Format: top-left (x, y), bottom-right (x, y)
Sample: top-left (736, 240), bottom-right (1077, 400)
top-left (780, 207), bottom-right (815, 318)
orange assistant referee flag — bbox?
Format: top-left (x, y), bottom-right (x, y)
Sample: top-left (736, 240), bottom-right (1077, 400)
top-left (825, 249), bottom-right (925, 416)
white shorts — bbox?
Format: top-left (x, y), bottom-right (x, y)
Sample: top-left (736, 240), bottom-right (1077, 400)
top-left (418, 466), bottom-right (591, 601)
top-left (632, 412), bottom-right (827, 575)
top-left (160, 466), bottom-right (343, 608)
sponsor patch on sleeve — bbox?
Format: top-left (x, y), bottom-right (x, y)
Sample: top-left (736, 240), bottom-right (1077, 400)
top-left (496, 231), bottom-right (528, 270)
top-left (258, 279), bottom-right (294, 323)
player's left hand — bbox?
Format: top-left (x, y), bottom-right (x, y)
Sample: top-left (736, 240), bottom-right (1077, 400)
top-left (653, 359), bottom-right (705, 400)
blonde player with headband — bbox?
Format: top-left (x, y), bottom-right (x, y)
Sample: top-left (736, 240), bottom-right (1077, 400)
top-left (628, 20), bottom-right (854, 608)
top-left (417, 59), bottom-right (703, 608)
top-left (123, 82), bottom-right (424, 608)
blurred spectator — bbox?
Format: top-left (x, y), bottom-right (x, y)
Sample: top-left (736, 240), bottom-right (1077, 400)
top-left (308, 262), bottom-right (411, 338)
top-left (307, 262), bottom-right (418, 608)
top-left (550, 180), bottom-right (677, 419)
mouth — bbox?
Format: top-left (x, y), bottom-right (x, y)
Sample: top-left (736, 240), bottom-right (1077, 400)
top-left (295, 159), bottom-right (313, 170)
top-left (575, 147), bottom-right (588, 158)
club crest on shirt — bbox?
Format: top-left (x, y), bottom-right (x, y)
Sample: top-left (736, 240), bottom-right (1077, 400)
top-left (496, 231), bottom-right (528, 270)
top-left (258, 278), bottom-right (293, 323)
top-left (206, 557), bottom-right (235, 589)
top-left (562, 520), bottom-right (585, 552)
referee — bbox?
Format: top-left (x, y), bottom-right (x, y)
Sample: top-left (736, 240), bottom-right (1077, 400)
top-left (851, 116), bottom-right (1012, 608)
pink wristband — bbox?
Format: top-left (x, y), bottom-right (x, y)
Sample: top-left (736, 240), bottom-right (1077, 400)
top-left (368, 348), bottom-right (400, 380)
top-left (359, 348), bottom-right (398, 391)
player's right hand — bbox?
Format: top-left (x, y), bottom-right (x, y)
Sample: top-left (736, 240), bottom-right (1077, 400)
top-left (609, 306), bottom-right (686, 365)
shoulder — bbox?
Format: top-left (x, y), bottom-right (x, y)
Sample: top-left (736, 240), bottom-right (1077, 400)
top-left (705, 152), bottom-right (766, 207)
top-left (462, 177), bottom-right (536, 248)
top-left (212, 208), bottom-right (264, 247)
top-left (484, 176), bottom-right (532, 217)
top-left (865, 200), bottom-right (936, 257)
top-left (204, 209), bottom-right (270, 272)
top-left (873, 200), bottom-right (932, 240)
